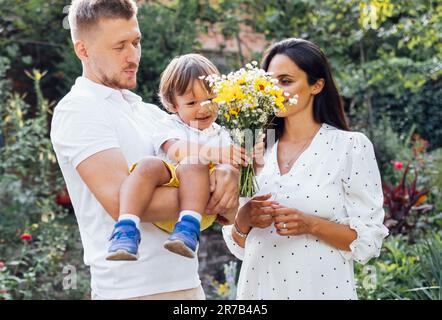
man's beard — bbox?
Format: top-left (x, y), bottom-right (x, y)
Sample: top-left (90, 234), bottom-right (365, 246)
top-left (101, 73), bottom-right (136, 90)
top-left (99, 63), bottom-right (138, 90)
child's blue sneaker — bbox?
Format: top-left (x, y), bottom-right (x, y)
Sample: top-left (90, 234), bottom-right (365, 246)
top-left (163, 215), bottom-right (200, 258)
top-left (106, 220), bottom-right (141, 261)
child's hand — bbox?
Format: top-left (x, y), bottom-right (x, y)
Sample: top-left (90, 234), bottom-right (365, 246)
top-left (227, 145), bottom-right (249, 167)
top-left (210, 145), bottom-right (249, 167)
top-left (252, 139), bottom-right (265, 167)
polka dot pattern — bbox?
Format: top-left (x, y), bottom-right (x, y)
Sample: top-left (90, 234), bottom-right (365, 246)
top-left (222, 123), bottom-right (388, 300)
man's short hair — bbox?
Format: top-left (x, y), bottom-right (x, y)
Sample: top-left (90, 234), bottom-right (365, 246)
top-left (159, 54), bottom-right (219, 112)
top-left (68, 0), bottom-right (138, 42)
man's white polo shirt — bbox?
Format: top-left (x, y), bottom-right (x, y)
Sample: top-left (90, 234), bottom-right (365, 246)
top-left (50, 77), bottom-right (200, 299)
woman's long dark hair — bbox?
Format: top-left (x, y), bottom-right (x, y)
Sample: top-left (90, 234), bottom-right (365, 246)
top-left (261, 38), bottom-right (350, 148)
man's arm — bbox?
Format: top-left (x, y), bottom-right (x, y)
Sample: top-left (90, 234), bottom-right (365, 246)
top-left (76, 148), bottom-right (179, 222)
top-left (77, 148), bottom-right (239, 222)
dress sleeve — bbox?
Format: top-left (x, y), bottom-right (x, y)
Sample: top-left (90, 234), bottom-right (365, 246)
top-left (221, 225), bottom-right (245, 261)
top-left (50, 97), bottom-right (120, 168)
top-left (336, 132), bottom-right (389, 265)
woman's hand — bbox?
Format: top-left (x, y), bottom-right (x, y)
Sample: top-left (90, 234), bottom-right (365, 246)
top-left (232, 193), bottom-right (279, 248)
top-left (236, 194), bottom-right (279, 231)
top-left (271, 205), bottom-right (319, 236)
top-left (272, 204), bottom-right (358, 251)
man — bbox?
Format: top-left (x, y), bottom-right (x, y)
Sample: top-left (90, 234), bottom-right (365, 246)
top-left (50, 0), bottom-right (238, 300)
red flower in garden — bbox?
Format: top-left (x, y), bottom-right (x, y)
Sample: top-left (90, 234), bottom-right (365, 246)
top-left (20, 233), bottom-right (32, 241)
top-left (56, 187), bottom-right (71, 206)
top-left (392, 161), bottom-right (404, 170)
top-left (0, 261), bottom-right (5, 269)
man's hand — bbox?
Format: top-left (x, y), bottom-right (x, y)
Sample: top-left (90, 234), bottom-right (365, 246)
top-left (205, 164), bottom-right (239, 216)
top-left (216, 204), bottom-right (238, 225)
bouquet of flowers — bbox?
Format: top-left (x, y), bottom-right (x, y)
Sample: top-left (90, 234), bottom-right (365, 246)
top-left (203, 61), bottom-right (297, 197)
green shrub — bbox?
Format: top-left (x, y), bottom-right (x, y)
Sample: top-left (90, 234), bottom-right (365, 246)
top-left (0, 70), bottom-right (90, 300)
top-left (409, 234), bottom-right (442, 300)
top-left (355, 233), bottom-right (442, 300)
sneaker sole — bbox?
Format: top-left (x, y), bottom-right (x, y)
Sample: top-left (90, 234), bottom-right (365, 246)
top-left (106, 250), bottom-right (138, 261)
top-left (164, 240), bottom-right (195, 259)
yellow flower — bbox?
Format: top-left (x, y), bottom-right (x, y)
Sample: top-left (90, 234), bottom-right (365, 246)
top-left (31, 224), bottom-right (39, 230)
top-left (275, 96), bottom-right (286, 111)
top-left (217, 282), bottom-right (229, 296)
top-left (254, 77), bottom-right (270, 92)
top-left (213, 82), bottom-right (246, 103)
top-left (267, 87), bottom-right (286, 111)
top-left (213, 81), bottom-right (235, 103)
top-left (232, 83), bottom-right (246, 101)
top-left (237, 75), bottom-right (247, 86)
top-left (229, 107), bottom-right (240, 117)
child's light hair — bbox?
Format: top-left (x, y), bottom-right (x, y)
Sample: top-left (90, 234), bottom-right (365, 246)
top-left (159, 54), bottom-right (219, 112)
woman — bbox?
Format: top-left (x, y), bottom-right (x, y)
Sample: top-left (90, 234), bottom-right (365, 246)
top-left (222, 38), bottom-right (389, 300)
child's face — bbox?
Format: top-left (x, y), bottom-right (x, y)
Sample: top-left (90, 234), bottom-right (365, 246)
top-left (174, 81), bottom-right (218, 130)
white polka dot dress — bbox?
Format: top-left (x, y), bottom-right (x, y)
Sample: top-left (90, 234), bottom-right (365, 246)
top-left (222, 123), bottom-right (389, 300)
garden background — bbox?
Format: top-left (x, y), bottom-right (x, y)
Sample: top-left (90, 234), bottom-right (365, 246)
top-left (0, 0), bottom-right (441, 300)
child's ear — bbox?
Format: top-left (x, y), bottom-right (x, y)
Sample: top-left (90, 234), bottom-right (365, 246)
top-left (311, 78), bottom-right (325, 95)
top-left (168, 105), bottom-right (178, 113)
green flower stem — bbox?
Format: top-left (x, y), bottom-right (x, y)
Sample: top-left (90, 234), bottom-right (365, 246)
top-left (239, 162), bottom-right (258, 197)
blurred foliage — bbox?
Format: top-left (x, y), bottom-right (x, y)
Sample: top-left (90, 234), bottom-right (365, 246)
top-left (355, 233), bottom-right (441, 300)
top-left (2, 0), bottom-right (440, 147)
top-left (0, 67), bottom-right (89, 299)
top-left (383, 164), bottom-right (431, 240)
top-left (206, 260), bottom-right (238, 300)
top-left (0, 0), bottom-right (441, 300)
top-left (0, 0), bottom-right (70, 102)
top-left (370, 117), bottom-right (442, 243)
top-left (213, 0), bottom-right (442, 148)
